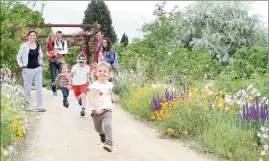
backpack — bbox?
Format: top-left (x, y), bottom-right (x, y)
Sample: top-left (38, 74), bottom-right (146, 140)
top-left (112, 52), bottom-right (119, 71)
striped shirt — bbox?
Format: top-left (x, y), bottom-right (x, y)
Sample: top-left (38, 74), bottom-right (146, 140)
top-left (55, 73), bottom-right (70, 88)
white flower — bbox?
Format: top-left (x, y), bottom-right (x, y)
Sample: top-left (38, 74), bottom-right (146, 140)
top-left (257, 132), bottom-right (261, 137)
top-left (168, 52), bottom-right (172, 56)
top-left (259, 158), bottom-right (263, 161)
top-left (247, 84), bottom-right (253, 90)
top-left (241, 90), bottom-right (247, 97)
top-left (3, 150), bottom-right (8, 156)
top-left (262, 134), bottom-right (268, 139)
top-left (261, 150), bottom-right (266, 155)
top-left (262, 97), bottom-right (267, 101)
top-left (8, 146), bottom-right (14, 152)
top-left (204, 74), bottom-right (207, 79)
top-left (208, 91), bottom-right (213, 95)
top-left (261, 127), bottom-right (265, 131)
top-left (264, 145), bottom-right (268, 151)
top-left (256, 92), bottom-right (261, 97)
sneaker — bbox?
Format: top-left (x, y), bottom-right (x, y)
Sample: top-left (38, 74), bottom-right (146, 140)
top-left (100, 134), bottom-right (105, 143)
top-left (65, 102), bottom-right (69, 108)
top-left (53, 92), bottom-right (57, 96)
top-left (36, 106), bottom-right (46, 112)
top-left (26, 108), bottom-right (34, 112)
top-left (80, 108), bottom-right (85, 116)
top-left (103, 144), bottom-right (113, 152)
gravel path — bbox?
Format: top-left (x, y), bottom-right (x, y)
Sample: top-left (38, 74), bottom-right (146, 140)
top-left (16, 90), bottom-right (215, 161)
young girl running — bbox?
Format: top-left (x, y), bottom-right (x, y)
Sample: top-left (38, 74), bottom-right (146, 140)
top-left (88, 62), bottom-right (120, 152)
top-left (52, 64), bottom-right (71, 108)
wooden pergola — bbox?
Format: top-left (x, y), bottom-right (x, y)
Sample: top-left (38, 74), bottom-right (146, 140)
top-left (27, 23), bottom-right (100, 64)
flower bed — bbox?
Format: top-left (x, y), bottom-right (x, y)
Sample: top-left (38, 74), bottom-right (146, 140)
top-left (119, 81), bottom-right (268, 161)
top-left (1, 83), bottom-right (28, 161)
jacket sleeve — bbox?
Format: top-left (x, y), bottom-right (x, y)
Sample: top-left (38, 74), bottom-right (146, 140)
top-left (17, 43), bottom-right (25, 68)
top-left (105, 49), bottom-right (115, 64)
top-left (38, 44), bottom-right (43, 66)
top-left (58, 41), bottom-right (68, 55)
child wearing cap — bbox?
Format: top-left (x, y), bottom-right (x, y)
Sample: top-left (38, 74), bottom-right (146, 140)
top-left (70, 54), bottom-right (90, 116)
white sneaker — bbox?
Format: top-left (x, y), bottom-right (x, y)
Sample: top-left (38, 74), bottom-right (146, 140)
top-left (36, 106), bottom-right (46, 112)
top-left (103, 144), bottom-right (113, 152)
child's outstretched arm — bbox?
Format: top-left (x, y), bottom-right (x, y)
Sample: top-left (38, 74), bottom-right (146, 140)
top-left (110, 88), bottom-right (120, 103)
top-left (52, 75), bottom-right (60, 86)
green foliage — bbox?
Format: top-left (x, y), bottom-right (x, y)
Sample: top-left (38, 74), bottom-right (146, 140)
top-left (119, 82), bottom-right (263, 161)
top-left (233, 45), bottom-right (268, 78)
top-left (0, 1), bottom-right (52, 79)
top-left (120, 33), bottom-right (129, 47)
top-left (180, 1), bottom-right (268, 65)
top-left (82, 0), bottom-right (117, 43)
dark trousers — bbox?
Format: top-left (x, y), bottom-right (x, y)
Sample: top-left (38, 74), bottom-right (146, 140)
top-left (60, 87), bottom-right (69, 104)
top-left (50, 61), bottom-right (62, 93)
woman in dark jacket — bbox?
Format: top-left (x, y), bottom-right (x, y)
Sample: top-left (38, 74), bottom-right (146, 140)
top-left (101, 37), bottom-right (116, 82)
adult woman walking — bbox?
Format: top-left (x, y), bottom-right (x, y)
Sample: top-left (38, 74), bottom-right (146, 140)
top-left (101, 37), bottom-right (117, 81)
top-left (17, 30), bottom-right (46, 112)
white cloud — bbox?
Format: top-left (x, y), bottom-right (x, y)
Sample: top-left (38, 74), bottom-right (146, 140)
top-left (38, 1), bottom-right (268, 42)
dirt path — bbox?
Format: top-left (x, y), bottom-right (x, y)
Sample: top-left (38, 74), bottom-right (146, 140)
top-left (18, 90), bottom-right (216, 161)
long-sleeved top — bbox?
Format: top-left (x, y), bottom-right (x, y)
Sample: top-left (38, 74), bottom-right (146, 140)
top-left (17, 41), bottom-right (43, 68)
top-left (55, 72), bottom-right (71, 88)
top-left (104, 48), bottom-right (115, 64)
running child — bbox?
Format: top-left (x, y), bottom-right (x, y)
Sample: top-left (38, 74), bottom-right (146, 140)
top-left (52, 64), bottom-right (71, 108)
top-left (70, 54), bottom-right (90, 116)
top-left (88, 62), bottom-right (120, 152)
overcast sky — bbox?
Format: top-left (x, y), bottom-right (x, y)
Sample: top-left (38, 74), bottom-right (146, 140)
top-left (34, 1), bottom-right (268, 42)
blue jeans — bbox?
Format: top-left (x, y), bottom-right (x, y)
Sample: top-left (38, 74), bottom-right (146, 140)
top-left (60, 87), bottom-right (69, 104)
top-left (50, 61), bottom-right (62, 93)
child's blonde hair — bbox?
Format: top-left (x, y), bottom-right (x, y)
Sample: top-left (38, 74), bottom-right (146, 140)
top-left (61, 63), bottom-right (69, 71)
top-left (93, 62), bottom-right (112, 81)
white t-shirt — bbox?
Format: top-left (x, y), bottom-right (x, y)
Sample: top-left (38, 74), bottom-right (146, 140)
top-left (88, 81), bottom-right (114, 110)
top-left (71, 64), bottom-right (90, 85)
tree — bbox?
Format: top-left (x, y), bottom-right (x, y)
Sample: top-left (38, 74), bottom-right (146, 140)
top-left (120, 33), bottom-right (129, 47)
top-left (82, 0), bottom-right (117, 43)
top-left (0, 2), bottom-right (52, 75)
top-left (179, 1), bottom-right (268, 65)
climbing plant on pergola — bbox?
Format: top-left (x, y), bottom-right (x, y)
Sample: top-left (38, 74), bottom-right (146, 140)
top-left (26, 23), bottom-right (100, 64)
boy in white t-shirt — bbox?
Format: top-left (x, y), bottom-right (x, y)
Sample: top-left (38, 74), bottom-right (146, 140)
top-left (70, 54), bottom-right (90, 116)
top-left (88, 62), bottom-right (120, 152)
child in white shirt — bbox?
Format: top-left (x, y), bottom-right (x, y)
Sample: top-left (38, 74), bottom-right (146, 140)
top-left (70, 54), bottom-right (90, 116)
top-left (88, 62), bottom-right (119, 152)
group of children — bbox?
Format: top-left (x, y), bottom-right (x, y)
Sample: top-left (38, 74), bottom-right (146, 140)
top-left (53, 54), bottom-right (119, 152)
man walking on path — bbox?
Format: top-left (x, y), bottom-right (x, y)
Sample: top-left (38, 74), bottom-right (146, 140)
top-left (94, 31), bottom-right (104, 64)
top-left (49, 31), bottom-right (68, 96)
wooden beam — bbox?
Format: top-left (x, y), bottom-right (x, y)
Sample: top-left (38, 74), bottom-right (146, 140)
top-left (27, 24), bottom-right (97, 28)
top-left (38, 31), bottom-right (94, 38)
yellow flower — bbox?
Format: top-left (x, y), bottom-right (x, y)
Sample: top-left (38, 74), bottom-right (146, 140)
top-left (166, 128), bottom-right (174, 135)
top-left (12, 120), bottom-right (19, 128)
top-left (183, 130), bottom-right (188, 135)
top-left (161, 102), bottom-right (168, 109)
top-left (188, 109), bottom-right (192, 113)
top-left (151, 115), bottom-right (155, 120)
top-left (230, 109), bottom-right (236, 113)
top-left (204, 107), bottom-right (209, 111)
top-left (4, 106), bottom-right (9, 111)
